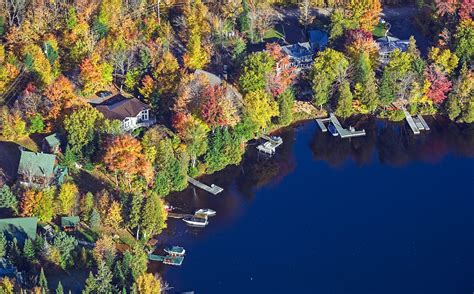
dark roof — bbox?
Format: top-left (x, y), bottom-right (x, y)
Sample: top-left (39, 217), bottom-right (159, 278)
top-left (18, 150), bottom-right (56, 178)
top-left (281, 42), bottom-right (314, 58)
top-left (0, 217), bottom-right (38, 244)
top-left (377, 36), bottom-right (409, 54)
top-left (308, 30), bottom-right (329, 48)
top-left (95, 96), bottom-right (149, 120)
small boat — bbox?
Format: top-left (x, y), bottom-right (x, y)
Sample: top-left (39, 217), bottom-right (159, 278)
top-left (328, 123), bottom-right (338, 137)
top-left (194, 208), bottom-right (216, 217)
top-left (183, 216), bottom-right (208, 227)
top-left (164, 246), bottom-right (186, 256)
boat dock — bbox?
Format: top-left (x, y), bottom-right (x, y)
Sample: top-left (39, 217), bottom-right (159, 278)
top-left (257, 135), bottom-right (283, 155)
top-left (402, 107), bottom-right (430, 135)
top-left (187, 177), bottom-right (223, 195)
top-left (168, 213), bottom-right (193, 219)
top-left (315, 113), bottom-right (366, 138)
top-left (148, 254), bottom-right (184, 266)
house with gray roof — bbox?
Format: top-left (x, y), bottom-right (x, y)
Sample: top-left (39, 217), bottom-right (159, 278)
top-left (95, 94), bottom-right (156, 132)
top-left (377, 36), bottom-right (410, 64)
top-left (279, 42), bottom-right (315, 71)
top-left (17, 150), bottom-right (67, 187)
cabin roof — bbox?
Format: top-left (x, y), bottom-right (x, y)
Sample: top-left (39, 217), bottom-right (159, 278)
top-left (18, 150), bottom-right (56, 178)
top-left (0, 217), bottom-right (38, 244)
top-left (95, 95), bottom-right (149, 120)
top-left (44, 133), bottom-right (61, 148)
top-left (61, 216), bottom-right (80, 227)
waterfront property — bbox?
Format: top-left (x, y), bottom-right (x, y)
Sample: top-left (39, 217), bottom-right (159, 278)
top-left (17, 150), bottom-right (67, 187)
top-left (278, 42), bottom-right (315, 71)
top-left (95, 94), bottom-right (156, 132)
top-left (149, 246), bottom-right (186, 266)
top-left (316, 113), bottom-right (366, 138)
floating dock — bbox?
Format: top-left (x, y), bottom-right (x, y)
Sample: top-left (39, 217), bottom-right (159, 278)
top-left (187, 177), bottom-right (223, 195)
top-left (402, 107), bottom-right (430, 135)
top-left (257, 135), bottom-right (283, 155)
top-left (315, 113), bottom-right (366, 138)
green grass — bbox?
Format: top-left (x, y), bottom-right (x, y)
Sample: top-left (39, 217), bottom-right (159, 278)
top-left (263, 28), bottom-right (284, 40)
top-left (373, 23), bottom-right (387, 38)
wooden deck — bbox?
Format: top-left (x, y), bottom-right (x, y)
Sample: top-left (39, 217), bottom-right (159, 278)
top-left (187, 177), bottom-right (223, 195)
top-left (168, 212), bottom-right (193, 219)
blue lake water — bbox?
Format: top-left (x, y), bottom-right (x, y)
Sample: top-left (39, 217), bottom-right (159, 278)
top-left (157, 118), bottom-right (474, 294)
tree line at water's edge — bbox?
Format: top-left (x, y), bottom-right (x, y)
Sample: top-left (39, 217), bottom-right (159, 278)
top-left (0, 0), bottom-right (473, 292)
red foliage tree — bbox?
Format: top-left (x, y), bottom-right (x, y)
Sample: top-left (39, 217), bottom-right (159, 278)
top-left (265, 43), bottom-right (296, 96)
top-left (434, 0), bottom-right (458, 17)
top-left (459, 0), bottom-right (474, 20)
top-left (425, 66), bottom-right (452, 104)
top-left (201, 85), bottom-right (225, 128)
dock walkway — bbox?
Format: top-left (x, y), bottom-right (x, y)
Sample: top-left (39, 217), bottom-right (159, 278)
top-left (316, 114), bottom-right (366, 138)
top-left (168, 212), bottom-right (193, 219)
top-left (402, 107), bottom-right (430, 135)
top-left (187, 177), bottom-right (223, 195)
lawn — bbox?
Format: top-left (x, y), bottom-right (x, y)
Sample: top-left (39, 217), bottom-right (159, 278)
top-left (263, 28), bottom-right (284, 40)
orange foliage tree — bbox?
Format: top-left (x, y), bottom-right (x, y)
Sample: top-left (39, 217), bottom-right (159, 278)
top-left (102, 135), bottom-right (154, 188)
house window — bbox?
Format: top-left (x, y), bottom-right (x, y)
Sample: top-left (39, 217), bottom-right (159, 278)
top-left (140, 109), bottom-right (149, 121)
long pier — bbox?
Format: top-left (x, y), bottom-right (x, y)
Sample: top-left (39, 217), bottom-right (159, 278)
top-left (316, 113), bottom-right (366, 138)
top-left (187, 177), bottom-right (223, 195)
top-left (402, 107), bottom-right (430, 135)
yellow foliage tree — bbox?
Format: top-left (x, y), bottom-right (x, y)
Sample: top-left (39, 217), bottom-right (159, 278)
top-left (428, 47), bottom-right (459, 74)
top-left (104, 200), bottom-right (123, 230)
top-left (57, 182), bottom-right (78, 215)
top-left (244, 89), bottom-right (279, 131)
top-left (136, 273), bottom-right (161, 294)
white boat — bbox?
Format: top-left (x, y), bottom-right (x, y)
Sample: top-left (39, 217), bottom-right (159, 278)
top-left (194, 208), bottom-right (216, 217)
top-left (183, 216), bottom-right (209, 227)
top-left (164, 246), bottom-right (186, 256)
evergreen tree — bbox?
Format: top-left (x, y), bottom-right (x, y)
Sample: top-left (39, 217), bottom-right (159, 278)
top-left (0, 233), bottom-right (7, 258)
top-left (128, 194), bottom-right (143, 238)
top-left (89, 208), bottom-right (101, 229)
top-left (23, 238), bottom-right (36, 262)
top-left (95, 262), bottom-right (114, 293)
top-left (38, 267), bottom-right (48, 290)
top-left (0, 185), bottom-right (18, 214)
top-left (82, 272), bottom-right (96, 294)
top-left (9, 238), bottom-right (20, 264)
top-left (56, 281), bottom-right (64, 294)
top-left (355, 52), bottom-right (378, 112)
top-left (238, 0), bottom-right (251, 34)
top-left (335, 80), bottom-right (354, 118)
top-left (379, 69), bottom-right (396, 108)
top-left (276, 89), bottom-right (295, 126)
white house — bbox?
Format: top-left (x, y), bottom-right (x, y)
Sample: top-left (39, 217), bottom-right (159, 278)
top-left (95, 95), bottom-right (156, 132)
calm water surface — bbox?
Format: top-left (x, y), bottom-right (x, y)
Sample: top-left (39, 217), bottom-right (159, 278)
top-left (155, 117), bottom-right (474, 294)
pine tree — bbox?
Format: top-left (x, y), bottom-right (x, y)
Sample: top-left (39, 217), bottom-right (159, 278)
top-left (23, 238), bottom-right (36, 262)
top-left (355, 52), bottom-right (378, 113)
top-left (0, 185), bottom-right (18, 214)
top-left (335, 80), bottom-right (354, 118)
top-left (89, 209), bottom-right (101, 229)
top-left (82, 272), bottom-right (96, 294)
top-left (38, 267), bottom-right (48, 290)
top-left (95, 262), bottom-right (114, 293)
top-left (56, 281), bottom-right (64, 294)
top-left (0, 233), bottom-right (7, 258)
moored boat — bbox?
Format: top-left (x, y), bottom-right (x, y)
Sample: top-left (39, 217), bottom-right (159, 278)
top-left (328, 123), bottom-right (338, 137)
top-left (183, 216), bottom-right (209, 227)
top-left (194, 208), bottom-right (216, 217)
top-left (164, 246), bottom-right (186, 256)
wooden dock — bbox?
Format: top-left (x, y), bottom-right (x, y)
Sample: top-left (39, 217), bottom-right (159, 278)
top-left (315, 114), bottom-right (366, 138)
top-left (402, 107), bottom-right (430, 135)
top-left (187, 177), bottom-right (223, 195)
top-left (168, 212), bottom-right (193, 219)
